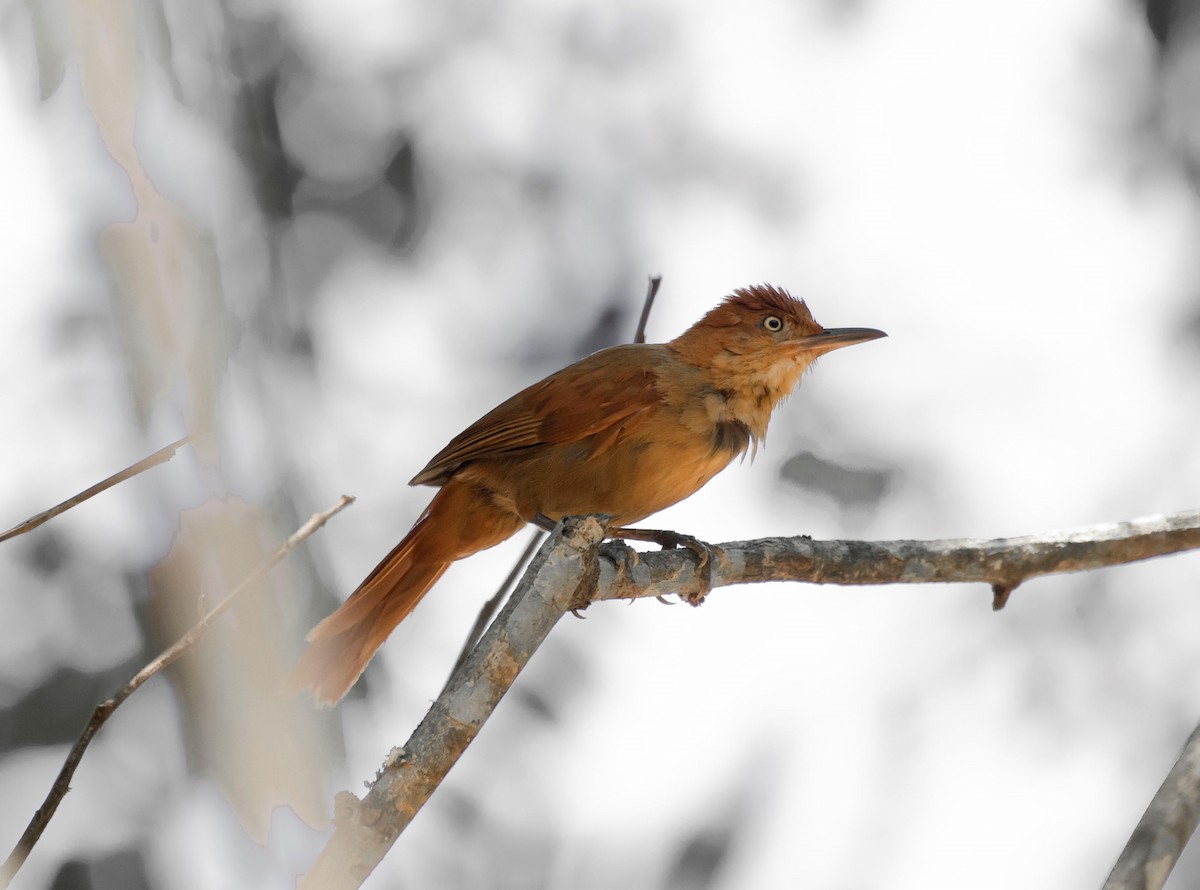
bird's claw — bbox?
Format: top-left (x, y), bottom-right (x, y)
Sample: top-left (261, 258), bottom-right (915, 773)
top-left (605, 525), bottom-right (723, 607)
top-left (600, 539), bottom-right (640, 576)
top-left (607, 526), bottom-right (723, 568)
top-left (673, 536), bottom-right (720, 606)
top-left (654, 531), bottom-right (727, 573)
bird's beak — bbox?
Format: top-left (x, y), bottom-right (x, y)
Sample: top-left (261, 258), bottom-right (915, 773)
top-left (800, 327), bottom-right (887, 355)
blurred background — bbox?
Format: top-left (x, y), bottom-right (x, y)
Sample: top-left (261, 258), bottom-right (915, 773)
top-left (1, 0), bottom-right (1200, 887)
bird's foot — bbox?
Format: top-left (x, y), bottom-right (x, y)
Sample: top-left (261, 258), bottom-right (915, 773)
top-left (606, 526), bottom-right (723, 606)
top-left (600, 539), bottom-right (640, 573)
top-left (608, 526), bottom-right (723, 567)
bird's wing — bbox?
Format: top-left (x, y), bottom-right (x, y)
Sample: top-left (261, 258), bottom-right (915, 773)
top-left (410, 344), bottom-right (665, 486)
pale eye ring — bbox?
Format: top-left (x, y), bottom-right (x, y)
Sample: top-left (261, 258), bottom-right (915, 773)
top-left (762, 315), bottom-right (784, 332)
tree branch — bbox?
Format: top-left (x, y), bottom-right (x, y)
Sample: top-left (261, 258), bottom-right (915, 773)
top-left (1102, 720), bottom-right (1200, 890)
top-left (298, 516), bottom-right (605, 890)
top-left (0, 494), bottom-right (355, 889)
top-left (305, 509), bottom-right (1200, 888)
top-left (592, 510), bottom-right (1200, 610)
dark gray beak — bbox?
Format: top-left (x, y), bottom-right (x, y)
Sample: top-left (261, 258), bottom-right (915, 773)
top-left (802, 327), bottom-right (887, 354)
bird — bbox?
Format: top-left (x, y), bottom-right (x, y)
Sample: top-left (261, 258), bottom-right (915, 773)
top-left (290, 284), bottom-right (885, 704)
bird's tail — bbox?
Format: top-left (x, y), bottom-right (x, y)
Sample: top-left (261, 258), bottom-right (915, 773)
top-left (289, 478), bottom-right (524, 705)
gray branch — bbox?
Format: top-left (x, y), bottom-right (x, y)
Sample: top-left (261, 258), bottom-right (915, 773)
top-left (594, 510), bottom-right (1200, 610)
top-left (1102, 721), bottom-right (1200, 890)
top-left (302, 509), bottom-right (1200, 888)
top-left (298, 516), bottom-right (605, 890)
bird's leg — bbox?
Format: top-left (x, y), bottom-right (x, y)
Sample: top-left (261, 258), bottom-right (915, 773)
top-left (605, 525), bottom-right (723, 606)
top-left (606, 526), bottom-right (718, 566)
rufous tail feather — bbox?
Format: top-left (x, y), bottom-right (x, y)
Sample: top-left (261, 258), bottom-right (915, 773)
top-left (288, 530), bottom-right (449, 705)
top-left (289, 478), bottom-right (525, 705)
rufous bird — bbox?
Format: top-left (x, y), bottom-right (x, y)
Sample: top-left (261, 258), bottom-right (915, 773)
top-left (291, 284), bottom-right (885, 704)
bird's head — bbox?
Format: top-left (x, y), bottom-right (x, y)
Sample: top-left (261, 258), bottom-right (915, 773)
top-left (669, 284), bottom-right (885, 384)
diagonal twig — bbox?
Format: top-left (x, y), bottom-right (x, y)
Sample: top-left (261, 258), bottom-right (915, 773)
top-left (1101, 719), bottom-right (1200, 890)
top-left (0, 494), bottom-right (356, 889)
top-left (0, 434), bottom-right (196, 544)
top-left (445, 528), bottom-right (544, 686)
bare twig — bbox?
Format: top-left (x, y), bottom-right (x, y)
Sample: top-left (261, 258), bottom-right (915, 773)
top-left (1102, 720), bottom-right (1200, 890)
top-left (299, 516), bottom-right (605, 890)
top-left (0, 495), bottom-right (355, 889)
top-left (0, 434), bottom-right (195, 544)
top-left (633, 274), bottom-right (662, 344)
top-left (305, 508), bottom-right (1200, 889)
top-left (445, 529), bottom-right (544, 683)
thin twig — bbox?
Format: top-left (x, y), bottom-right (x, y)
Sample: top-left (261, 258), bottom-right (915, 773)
top-left (1101, 720), bottom-right (1200, 890)
top-left (0, 434), bottom-right (196, 544)
top-left (633, 275), bottom-right (662, 344)
top-left (446, 529), bottom-right (544, 683)
top-left (0, 495), bottom-right (355, 889)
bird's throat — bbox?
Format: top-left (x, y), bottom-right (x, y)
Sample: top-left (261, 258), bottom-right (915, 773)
top-left (701, 352), bottom-right (809, 450)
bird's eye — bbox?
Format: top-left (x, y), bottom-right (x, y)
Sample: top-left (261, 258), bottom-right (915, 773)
top-left (762, 315), bottom-right (784, 332)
